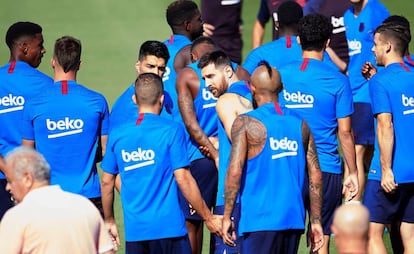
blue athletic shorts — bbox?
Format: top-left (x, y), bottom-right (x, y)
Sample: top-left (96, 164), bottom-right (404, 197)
top-left (364, 180), bottom-right (414, 224)
top-left (241, 230), bottom-right (303, 254)
top-left (210, 204), bottom-right (241, 254)
top-left (304, 172), bottom-right (342, 235)
top-left (126, 235), bottom-right (191, 254)
top-left (0, 179), bottom-right (14, 220)
top-left (178, 158), bottom-right (218, 221)
top-left (351, 102), bottom-right (374, 145)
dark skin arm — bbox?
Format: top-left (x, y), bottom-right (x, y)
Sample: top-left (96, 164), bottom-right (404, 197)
top-left (174, 45), bottom-right (192, 74)
top-left (176, 67), bottom-right (218, 162)
top-left (222, 115), bottom-right (265, 246)
top-left (235, 65), bottom-right (251, 83)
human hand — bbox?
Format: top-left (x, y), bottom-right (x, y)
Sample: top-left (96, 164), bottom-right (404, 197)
top-left (222, 216), bottom-right (237, 247)
top-left (308, 222), bottom-right (324, 253)
top-left (205, 214), bottom-right (223, 237)
top-left (203, 23), bottom-right (215, 37)
top-left (381, 168), bottom-right (398, 193)
top-left (361, 61), bottom-right (377, 80)
top-left (105, 220), bottom-right (120, 251)
top-left (342, 173), bottom-right (359, 202)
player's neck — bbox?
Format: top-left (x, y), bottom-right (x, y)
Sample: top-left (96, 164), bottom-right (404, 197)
top-left (385, 55), bottom-right (405, 67)
top-left (302, 50), bottom-right (324, 61)
top-left (138, 106), bottom-right (161, 115)
top-left (54, 70), bottom-right (76, 82)
top-left (353, 0), bottom-right (367, 16)
top-left (227, 75), bottom-right (240, 88)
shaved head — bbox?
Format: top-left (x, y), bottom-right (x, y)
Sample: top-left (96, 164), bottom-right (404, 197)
top-left (251, 61), bottom-right (282, 96)
top-left (332, 203), bottom-right (369, 236)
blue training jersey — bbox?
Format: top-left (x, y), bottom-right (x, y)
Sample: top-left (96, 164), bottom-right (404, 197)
top-left (22, 80), bottom-right (109, 198)
top-left (368, 63), bottom-right (414, 183)
top-left (279, 58), bottom-right (354, 174)
top-left (163, 34), bottom-right (192, 122)
top-left (185, 61), bottom-right (218, 162)
top-left (216, 81), bottom-right (252, 206)
top-left (239, 103), bottom-right (306, 234)
top-left (110, 82), bottom-right (172, 131)
top-left (0, 61), bottom-right (53, 178)
top-left (344, 0), bottom-right (389, 103)
top-left (101, 113), bottom-right (189, 241)
top-left (243, 36), bottom-right (338, 75)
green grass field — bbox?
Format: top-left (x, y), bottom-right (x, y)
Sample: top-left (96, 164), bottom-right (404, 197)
top-left (1, 0), bottom-right (412, 253)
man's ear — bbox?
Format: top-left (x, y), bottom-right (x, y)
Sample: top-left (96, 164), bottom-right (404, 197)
top-left (22, 171), bottom-right (33, 188)
top-left (224, 65), bottom-right (233, 79)
top-left (135, 60), bottom-right (141, 74)
top-left (297, 36), bottom-right (301, 45)
top-left (159, 94), bottom-right (165, 106)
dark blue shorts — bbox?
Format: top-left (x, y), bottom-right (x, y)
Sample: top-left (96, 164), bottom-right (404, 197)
top-left (363, 180), bottom-right (414, 224)
top-left (304, 172), bottom-right (342, 235)
top-left (0, 179), bottom-right (14, 220)
top-left (350, 102), bottom-right (374, 145)
top-left (178, 158), bottom-right (218, 221)
top-left (89, 197), bottom-right (103, 218)
top-left (241, 230), bottom-right (303, 254)
top-left (210, 204), bottom-right (241, 254)
top-left (126, 235), bottom-right (191, 254)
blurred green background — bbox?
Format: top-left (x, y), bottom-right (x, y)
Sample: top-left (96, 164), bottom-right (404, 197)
top-left (1, 0), bottom-right (411, 253)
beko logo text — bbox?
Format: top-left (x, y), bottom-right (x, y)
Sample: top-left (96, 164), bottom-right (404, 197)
top-left (402, 94), bottom-right (414, 115)
top-left (202, 88), bottom-right (217, 108)
top-left (348, 39), bottom-right (362, 56)
top-left (0, 94), bottom-right (24, 113)
top-left (122, 148), bottom-right (155, 171)
top-left (331, 16), bottom-right (345, 34)
top-left (283, 90), bottom-right (314, 108)
top-left (270, 137), bottom-right (298, 159)
top-left (46, 117), bottom-right (84, 138)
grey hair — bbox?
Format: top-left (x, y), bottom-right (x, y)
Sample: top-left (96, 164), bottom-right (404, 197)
top-left (5, 146), bottom-right (50, 183)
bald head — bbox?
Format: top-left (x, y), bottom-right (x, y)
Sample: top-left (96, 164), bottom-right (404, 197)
top-left (332, 203), bottom-right (369, 236)
top-left (251, 61), bottom-right (282, 104)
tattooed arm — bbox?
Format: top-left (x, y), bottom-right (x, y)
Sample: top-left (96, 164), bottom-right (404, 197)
top-left (222, 115), bottom-right (266, 246)
top-left (302, 120), bottom-right (324, 252)
top-left (176, 67), bottom-right (218, 161)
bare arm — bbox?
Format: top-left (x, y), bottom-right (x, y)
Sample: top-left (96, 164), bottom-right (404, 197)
top-left (235, 66), bottom-right (251, 82)
top-left (222, 116), bottom-right (249, 246)
top-left (174, 167), bottom-right (222, 236)
top-left (174, 45), bottom-right (192, 74)
top-left (216, 94), bottom-right (252, 140)
top-left (100, 172), bottom-right (120, 249)
top-left (252, 19), bottom-right (265, 49)
top-left (337, 116), bottom-right (359, 201)
top-left (325, 47), bottom-right (347, 73)
top-left (176, 68), bottom-right (218, 161)
top-left (376, 113), bottom-right (396, 193)
top-left (302, 121), bottom-right (324, 252)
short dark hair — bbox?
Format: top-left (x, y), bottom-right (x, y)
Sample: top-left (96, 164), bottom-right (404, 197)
top-left (383, 15), bottom-right (410, 30)
top-left (278, 1), bottom-right (303, 26)
top-left (197, 50), bottom-right (232, 70)
top-left (53, 36), bottom-right (81, 73)
top-left (257, 60), bottom-right (273, 78)
top-left (138, 40), bottom-right (170, 63)
top-left (298, 14), bottom-right (332, 51)
top-left (375, 22), bottom-right (411, 57)
top-left (134, 73), bottom-right (164, 106)
top-left (166, 0), bottom-right (198, 28)
top-left (5, 21), bottom-right (42, 49)
top-left (190, 36), bottom-right (215, 54)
